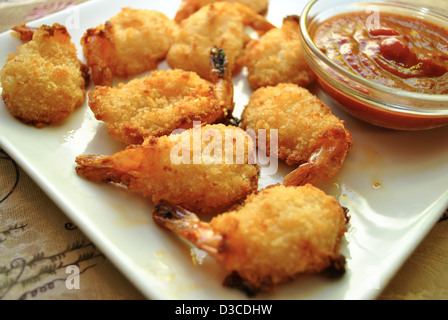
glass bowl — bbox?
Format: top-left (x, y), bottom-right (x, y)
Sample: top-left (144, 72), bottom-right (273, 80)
top-left (299, 0), bottom-right (448, 130)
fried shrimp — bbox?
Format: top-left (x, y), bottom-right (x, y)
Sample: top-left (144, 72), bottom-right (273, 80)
top-left (75, 124), bottom-right (259, 215)
top-left (174, 0), bottom-right (269, 22)
top-left (243, 15), bottom-right (315, 89)
top-left (241, 84), bottom-right (353, 187)
top-left (88, 47), bottom-right (234, 145)
top-left (0, 24), bottom-right (88, 128)
top-left (153, 184), bottom-right (348, 296)
top-left (81, 8), bottom-right (178, 86)
top-left (166, 2), bottom-right (274, 81)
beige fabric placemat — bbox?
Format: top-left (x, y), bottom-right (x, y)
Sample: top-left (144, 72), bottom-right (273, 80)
top-left (0, 0), bottom-right (146, 300)
top-left (0, 149), bottom-right (145, 300)
top-left (0, 0), bottom-right (447, 300)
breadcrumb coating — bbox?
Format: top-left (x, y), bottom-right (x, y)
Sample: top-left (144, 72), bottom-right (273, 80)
top-left (174, 0), bottom-right (269, 22)
top-left (166, 2), bottom-right (274, 81)
top-left (76, 124), bottom-right (259, 215)
top-left (81, 8), bottom-right (178, 86)
top-left (0, 24), bottom-right (87, 128)
top-left (241, 84), bottom-right (353, 186)
top-left (244, 15), bottom-right (315, 89)
top-left (154, 184), bottom-right (348, 295)
top-left (88, 68), bottom-right (232, 145)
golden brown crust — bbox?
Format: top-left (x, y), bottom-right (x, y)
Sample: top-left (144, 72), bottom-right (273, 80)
top-left (174, 0), bottom-right (270, 22)
top-left (76, 124), bottom-right (260, 215)
top-left (211, 184), bottom-right (348, 293)
top-left (81, 8), bottom-right (178, 86)
top-left (81, 22), bottom-right (115, 87)
top-left (167, 2), bottom-right (274, 81)
top-left (153, 184), bottom-right (348, 295)
top-left (243, 15), bottom-right (315, 89)
top-left (241, 84), bottom-right (353, 186)
top-left (88, 69), bottom-right (232, 145)
top-left (0, 23), bottom-right (87, 128)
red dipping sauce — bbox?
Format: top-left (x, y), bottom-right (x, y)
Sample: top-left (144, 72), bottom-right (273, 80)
top-left (313, 12), bottom-right (448, 94)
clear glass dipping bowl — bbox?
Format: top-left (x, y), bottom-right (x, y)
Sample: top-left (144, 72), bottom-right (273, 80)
top-left (299, 0), bottom-right (448, 130)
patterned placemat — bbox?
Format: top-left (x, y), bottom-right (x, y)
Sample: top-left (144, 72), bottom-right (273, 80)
top-left (0, 149), bottom-right (145, 300)
top-left (0, 0), bottom-right (447, 301)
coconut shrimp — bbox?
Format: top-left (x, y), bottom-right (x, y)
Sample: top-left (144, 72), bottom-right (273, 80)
top-left (75, 124), bottom-right (259, 215)
top-left (81, 8), bottom-right (178, 86)
top-left (241, 84), bottom-right (353, 187)
top-left (174, 0), bottom-right (270, 22)
top-left (153, 184), bottom-right (348, 296)
top-left (243, 15), bottom-right (315, 89)
top-left (0, 24), bottom-right (88, 128)
top-left (166, 1), bottom-right (274, 81)
top-left (88, 47), bottom-right (234, 145)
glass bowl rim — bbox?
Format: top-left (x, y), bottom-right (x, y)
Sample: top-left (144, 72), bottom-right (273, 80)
top-left (299, 0), bottom-right (448, 106)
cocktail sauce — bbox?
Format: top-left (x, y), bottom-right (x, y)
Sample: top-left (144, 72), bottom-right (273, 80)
top-left (313, 12), bottom-right (448, 94)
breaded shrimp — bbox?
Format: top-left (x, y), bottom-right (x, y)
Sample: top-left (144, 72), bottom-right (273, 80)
top-left (166, 2), bottom-right (274, 81)
top-left (153, 184), bottom-right (348, 296)
top-left (0, 24), bottom-right (88, 128)
top-left (243, 15), bottom-right (315, 89)
top-left (240, 84), bottom-right (353, 187)
top-left (88, 47), bottom-right (234, 145)
top-left (174, 0), bottom-right (269, 22)
top-left (75, 124), bottom-right (259, 215)
top-left (81, 8), bottom-right (178, 86)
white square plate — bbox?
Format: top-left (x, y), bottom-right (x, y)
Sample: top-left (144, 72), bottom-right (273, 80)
top-left (1, 0), bottom-right (447, 300)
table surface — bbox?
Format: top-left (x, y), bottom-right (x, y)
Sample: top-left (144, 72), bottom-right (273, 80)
top-left (0, 0), bottom-right (447, 300)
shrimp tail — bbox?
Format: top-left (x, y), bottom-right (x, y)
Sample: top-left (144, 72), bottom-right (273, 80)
top-left (153, 201), bottom-right (199, 230)
top-left (81, 22), bottom-right (115, 87)
top-left (174, 0), bottom-right (201, 23)
top-left (12, 23), bottom-right (71, 42)
top-left (75, 154), bottom-right (123, 183)
top-left (323, 254), bottom-right (346, 279)
top-left (12, 24), bottom-right (37, 42)
top-left (223, 272), bottom-right (260, 298)
top-left (283, 162), bottom-right (316, 187)
top-left (153, 201), bottom-right (223, 255)
top-left (210, 46), bottom-right (235, 122)
top-left (283, 15), bottom-right (300, 24)
top-left (284, 126), bottom-right (353, 186)
top-left (239, 4), bottom-right (275, 36)
top-left (210, 46), bottom-right (228, 81)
